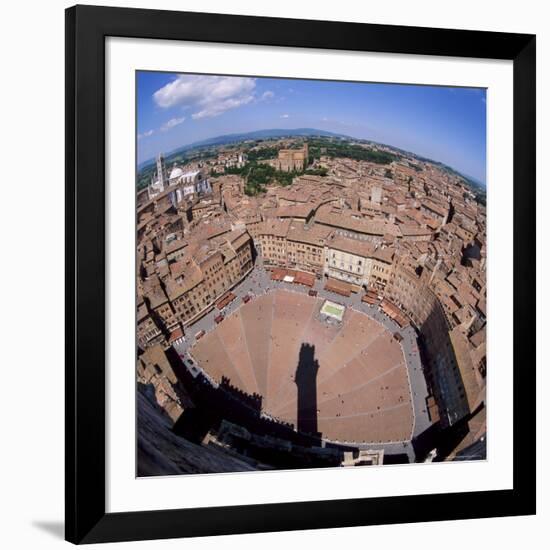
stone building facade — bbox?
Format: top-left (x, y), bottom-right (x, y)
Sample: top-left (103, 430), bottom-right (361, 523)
top-left (274, 143), bottom-right (309, 172)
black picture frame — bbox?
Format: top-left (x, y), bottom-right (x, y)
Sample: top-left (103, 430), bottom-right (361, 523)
top-left (65, 4), bottom-right (536, 544)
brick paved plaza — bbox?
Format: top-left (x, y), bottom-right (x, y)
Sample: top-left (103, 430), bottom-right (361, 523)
top-left (191, 289), bottom-right (415, 445)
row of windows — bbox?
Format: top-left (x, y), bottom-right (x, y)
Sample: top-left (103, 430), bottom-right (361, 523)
top-left (330, 252), bottom-right (363, 266)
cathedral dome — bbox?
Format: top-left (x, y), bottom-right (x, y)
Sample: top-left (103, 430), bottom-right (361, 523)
top-left (169, 167), bottom-right (183, 181)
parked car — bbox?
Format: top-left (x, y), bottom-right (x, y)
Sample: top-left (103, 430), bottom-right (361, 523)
top-left (195, 330), bottom-right (205, 340)
top-left (215, 314), bottom-right (224, 324)
top-left (242, 294), bottom-right (251, 303)
top-left (308, 289), bottom-right (318, 297)
top-left (393, 332), bottom-right (403, 342)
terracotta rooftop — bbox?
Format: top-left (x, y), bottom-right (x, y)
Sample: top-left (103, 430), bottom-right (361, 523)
top-left (328, 235), bottom-right (376, 258)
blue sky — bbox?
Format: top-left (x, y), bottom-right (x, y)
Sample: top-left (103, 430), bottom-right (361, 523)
top-left (137, 71), bottom-right (486, 184)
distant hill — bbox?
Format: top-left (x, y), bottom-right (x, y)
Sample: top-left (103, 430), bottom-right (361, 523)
top-left (188, 127), bottom-right (348, 148)
top-left (433, 163), bottom-right (486, 190)
top-left (138, 128), bottom-right (348, 170)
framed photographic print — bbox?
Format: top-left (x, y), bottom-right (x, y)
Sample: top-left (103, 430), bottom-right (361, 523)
top-left (65, 4), bottom-right (536, 544)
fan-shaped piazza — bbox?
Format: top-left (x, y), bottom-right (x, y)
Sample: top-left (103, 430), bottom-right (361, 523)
top-left (191, 289), bottom-right (415, 445)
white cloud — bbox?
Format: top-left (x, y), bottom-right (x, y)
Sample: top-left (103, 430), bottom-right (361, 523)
top-left (260, 90), bottom-right (274, 101)
top-left (137, 129), bottom-right (154, 140)
top-left (280, 113), bottom-right (290, 119)
top-left (161, 116), bottom-right (186, 131)
top-left (153, 75), bottom-right (256, 119)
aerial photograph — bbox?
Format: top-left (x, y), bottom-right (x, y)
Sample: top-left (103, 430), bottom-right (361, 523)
top-left (135, 72), bottom-right (487, 476)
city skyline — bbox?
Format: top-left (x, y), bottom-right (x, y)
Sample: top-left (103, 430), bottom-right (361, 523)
top-left (137, 72), bottom-right (487, 184)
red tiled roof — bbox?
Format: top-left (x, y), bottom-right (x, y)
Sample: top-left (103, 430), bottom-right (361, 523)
top-left (270, 268), bottom-right (287, 281)
top-left (325, 278), bottom-right (352, 297)
top-left (293, 271), bottom-right (315, 287)
top-left (168, 328), bottom-right (184, 343)
top-left (216, 292), bottom-right (236, 310)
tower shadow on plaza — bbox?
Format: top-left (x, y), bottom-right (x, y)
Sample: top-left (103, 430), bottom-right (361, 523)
top-left (294, 343), bottom-right (321, 439)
